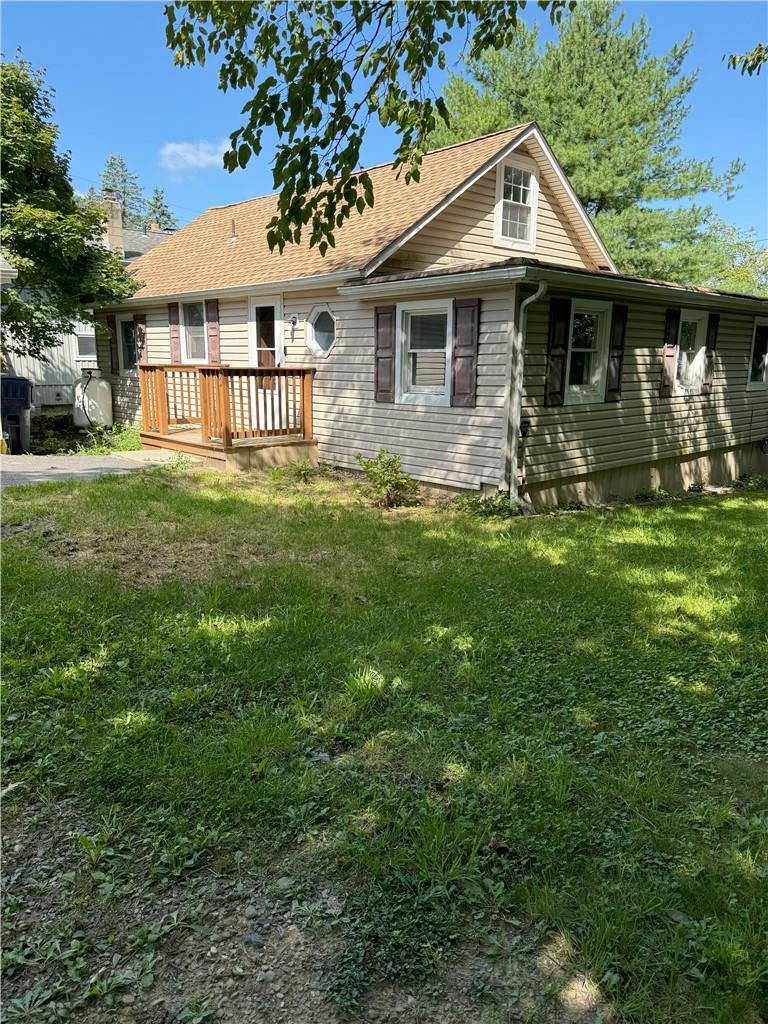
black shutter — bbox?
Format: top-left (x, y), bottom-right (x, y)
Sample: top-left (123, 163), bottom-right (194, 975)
top-left (660, 308), bottom-right (680, 398)
top-left (374, 305), bottom-right (396, 403)
top-left (451, 298), bottom-right (480, 408)
top-left (701, 312), bottom-right (719, 395)
top-left (544, 297), bottom-right (571, 406)
top-left (168, 302), bottom-right (181, 363)
top-left (133, 313), bottom-right (147, 364)
top-left (107, 314), bottom-right (119, 374)
top-left (205, 299), bottom-right (220, 364)
top-left (604, 304), bottom-right (628, 402)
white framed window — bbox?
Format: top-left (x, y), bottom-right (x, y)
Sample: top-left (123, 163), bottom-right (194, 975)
top-left (180, 301), bottom-right (208, 363)
top-left (117, 316), bottom-right (138, 375)
top-left (494, 155), bottom-right (538, 251)
top-left (75, 332), bottom-right (97, 360)
top-left (305, 304), bottom-right (337, 358)
top-left (675, 309), bottom-right (708, 395)
top-left (395, 299), bottom-right (452, 406)
top-left (748, 316), bottom-right (768, 390)
top-left (564, 300), bottom-right (612, 405)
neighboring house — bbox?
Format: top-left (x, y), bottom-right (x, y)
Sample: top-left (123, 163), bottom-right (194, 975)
top-left (1, 196), bottom-right (174, 412)
top-left (92, 123), bottom-right (768, 503)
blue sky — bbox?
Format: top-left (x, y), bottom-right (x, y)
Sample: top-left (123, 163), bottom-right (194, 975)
top-left (4, 1), bottom-right (767, 237)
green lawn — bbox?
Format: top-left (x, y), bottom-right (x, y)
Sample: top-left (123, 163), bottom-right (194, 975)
top-left (3, 469), bottom-right (767, 1022)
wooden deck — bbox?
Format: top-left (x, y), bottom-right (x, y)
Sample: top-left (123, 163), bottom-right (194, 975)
top-left (139, 364), bottom-right (315, 461)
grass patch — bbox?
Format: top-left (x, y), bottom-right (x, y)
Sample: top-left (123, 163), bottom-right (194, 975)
top-left (3, 470), bottom-right (767, 1022)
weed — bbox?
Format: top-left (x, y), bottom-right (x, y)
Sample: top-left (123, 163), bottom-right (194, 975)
top-left (453, 491), bottom-right (522, 518)
top-left (634, 486), bottom-right (672, 502)
top-left (177, 997), bottom-right (217, 1022)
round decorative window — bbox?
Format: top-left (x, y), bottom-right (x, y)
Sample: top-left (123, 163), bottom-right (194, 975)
top-left (306, 306), bottom-right (336, 357)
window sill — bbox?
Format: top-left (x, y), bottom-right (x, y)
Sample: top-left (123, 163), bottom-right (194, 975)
top-left (492, 235), bottom-right (535, 252)
top-left (746, 381), bottom-right (768, 392)
top-left (395, 392), bottom-right (450, 408)
top-left (563, 389), bottom-right (605, 406)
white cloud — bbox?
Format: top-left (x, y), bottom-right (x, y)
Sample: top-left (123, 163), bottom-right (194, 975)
top-left (159, 139), bottom-right (229, 172)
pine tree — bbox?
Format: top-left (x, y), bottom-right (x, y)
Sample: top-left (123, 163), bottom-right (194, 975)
top-left (430, 2), bottom-right (760, 289)
top-left (99, 154), bottom-right (145, 228)
top-left (143, 187), bottom-right (178, 231)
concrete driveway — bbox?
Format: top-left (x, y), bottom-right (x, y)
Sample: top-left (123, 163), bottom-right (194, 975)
top-left (1, 449), bottom-right (193, 487)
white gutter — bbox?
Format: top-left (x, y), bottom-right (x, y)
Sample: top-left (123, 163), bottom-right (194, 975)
top-left (336, 265), bottom-right (527, 300)
top-left (507, 281), bottom-right (547, 502)
top-left (98, 269), bottom-right (363, 312)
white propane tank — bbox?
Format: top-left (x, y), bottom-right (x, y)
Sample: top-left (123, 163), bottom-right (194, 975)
top-left (73, 369), bottom-right (113, 428)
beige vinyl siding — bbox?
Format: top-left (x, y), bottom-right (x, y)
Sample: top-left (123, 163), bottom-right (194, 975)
top-left (379, 145), bottom-right (594, 276)
top-left (522, 294), bottom-right (768, 485)
top-left (282, 287), bottom-right (513, 489)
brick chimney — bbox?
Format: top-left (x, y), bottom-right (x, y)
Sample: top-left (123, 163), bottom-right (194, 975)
top-left (101, 188), bottom-right (124, 256)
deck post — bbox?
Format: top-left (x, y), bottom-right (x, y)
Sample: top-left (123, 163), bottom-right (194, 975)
top-left (138, 366), bottom-right (153, 431)
top-left (217, 369), bottom-right (232, 447)
top-left (199, 369), bottom-right (211, 444)
top-left (301, 369), bottom-right (314, 440)
top-left (154, 367), bottom-right (169, 434)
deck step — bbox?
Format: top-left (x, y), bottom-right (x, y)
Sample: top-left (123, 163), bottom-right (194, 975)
top-left (140, 433), bottom-right (227, 460)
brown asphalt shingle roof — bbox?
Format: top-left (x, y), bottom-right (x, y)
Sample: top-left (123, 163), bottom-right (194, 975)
top-left (128, 125), bottom-right (531, 300)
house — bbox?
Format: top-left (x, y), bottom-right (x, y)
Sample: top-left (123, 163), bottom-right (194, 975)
top-left (1, 195), bottom-right (174, 411)
top-left (91, 123), bottom-right (768, 504)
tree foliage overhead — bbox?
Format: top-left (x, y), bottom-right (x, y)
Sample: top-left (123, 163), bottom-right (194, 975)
top-left (726, 42), bottom-right (768, 76)
top-left (165, 0), bottom-right (573, 255)
top-left (428, 1), bottom-right (761, 287)
top-left (0, 58), bottom-right (137, 360)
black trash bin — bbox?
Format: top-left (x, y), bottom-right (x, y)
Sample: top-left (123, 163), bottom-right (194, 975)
top-left (1, 376), bottom-right (33, 454)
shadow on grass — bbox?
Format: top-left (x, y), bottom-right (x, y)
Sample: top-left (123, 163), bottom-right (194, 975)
top-left (3, 474), bottom-right (767, 1023)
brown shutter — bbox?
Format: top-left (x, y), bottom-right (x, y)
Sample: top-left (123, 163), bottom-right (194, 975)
top-left (544, 297), bottom-right (571, 406)
top-left (660, 308), bottom-right (680, 397)
top-left (374, 305), bottom-right (396, 403)
top-left (604, 304), bottom-right (628, 402)
top-left (168, 302), bottom-right (181, 363)
top-left (133, 313), bottom-right (147, 364)
top-left (107, 314), bottom-right (119, 374)
top-left (701, 312), bottom-right (719, 395)
top-left (205, 298), bottom-right (220, 364)
top-left (451, 298), bottom-right (480, 408)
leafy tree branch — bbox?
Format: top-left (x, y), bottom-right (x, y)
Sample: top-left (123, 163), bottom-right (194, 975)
top-left (164, 0), bottom-right (573, 254)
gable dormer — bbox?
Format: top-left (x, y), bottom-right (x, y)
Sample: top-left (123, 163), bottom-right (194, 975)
top-left (374, 126), bottom-right (614, 277)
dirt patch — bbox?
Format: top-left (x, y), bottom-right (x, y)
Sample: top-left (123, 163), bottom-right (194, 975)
top-left (3, 800), bottom-right (612, 1024)
top-left (5, 522), bottom-right (275, 588)
top-left (1, 517), bottom-right (59, 539)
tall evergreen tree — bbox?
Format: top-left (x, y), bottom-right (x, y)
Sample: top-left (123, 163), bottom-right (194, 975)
top-left (430, 2), bottom-right (761, 289)
top-left (143, 187), bottom-right (177, 231)
top-left (99, 153), bottom-right (145, 228)
top-left (0, 58), bottom-right (136, 359)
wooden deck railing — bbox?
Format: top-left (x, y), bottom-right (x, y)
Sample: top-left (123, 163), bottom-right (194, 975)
top-left (139, 364), bottom-right (315, 446)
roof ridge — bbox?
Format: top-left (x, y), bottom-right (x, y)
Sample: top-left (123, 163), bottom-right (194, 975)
top-left (205, 123), bottom-right (532, 215)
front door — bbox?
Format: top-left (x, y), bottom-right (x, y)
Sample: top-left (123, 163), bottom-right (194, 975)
top-left (249, 296), bottom-right (283, 367)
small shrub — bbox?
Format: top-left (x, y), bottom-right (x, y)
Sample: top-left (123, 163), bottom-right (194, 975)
top-left (354, 449), bottom-right (419, 508)
top-left (634, 486), bottom-right (671, 503)
top-left (733, 473), bottom-right (768, 491)
top-left (453, 491), bottom-right (522, 518)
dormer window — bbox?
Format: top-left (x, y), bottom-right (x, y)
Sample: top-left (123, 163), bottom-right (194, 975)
top-left (494, 155), bottom-right (538, 251)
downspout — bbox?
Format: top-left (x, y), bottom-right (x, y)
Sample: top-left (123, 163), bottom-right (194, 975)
top-left (508, 280), bottom-right (547, 502)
